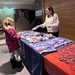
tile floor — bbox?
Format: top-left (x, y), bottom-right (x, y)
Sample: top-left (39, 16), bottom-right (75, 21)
top-left (0, 39), bottom-right (5, 45)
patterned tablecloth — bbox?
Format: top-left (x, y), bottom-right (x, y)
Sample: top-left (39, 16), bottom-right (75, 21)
top-left (19, 30), bottom-right (74, 54)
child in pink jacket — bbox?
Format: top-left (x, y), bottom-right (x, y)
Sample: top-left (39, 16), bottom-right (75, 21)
top-left (0, 17), bottom-right (23, 72)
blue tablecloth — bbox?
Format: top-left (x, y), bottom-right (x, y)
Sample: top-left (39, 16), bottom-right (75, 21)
top-left (19, 39), bottom-right (48, 75)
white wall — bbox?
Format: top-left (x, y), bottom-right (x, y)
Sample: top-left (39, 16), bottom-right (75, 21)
top-left (0, 7), bottom-right (14, 23)
top-left (0, 3), bottom-right (35, 22)
top-left (0, 4), bottom-right (35, 10)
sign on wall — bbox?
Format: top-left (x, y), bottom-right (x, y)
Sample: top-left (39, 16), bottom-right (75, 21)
top-left (35, 9), bottom-right (42, 16)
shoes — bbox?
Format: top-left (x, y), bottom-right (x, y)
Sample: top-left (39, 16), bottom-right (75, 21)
top-left (10, 57), bottom-right (24, 72)
top-left (16, 60), bottom-right (24, 72)
top-left (10, 57), bottom-right (17, 69)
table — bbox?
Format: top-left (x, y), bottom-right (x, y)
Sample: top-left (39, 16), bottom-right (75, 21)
top-left (19, 39), bottom-right (48, 75)
top-left (18, 30), bottom-right (75, 75)
top-left (44, 43), bottom-right (75, 75)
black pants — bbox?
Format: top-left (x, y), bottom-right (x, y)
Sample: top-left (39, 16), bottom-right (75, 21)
top-left (47, 32), bottom-right (59, 37)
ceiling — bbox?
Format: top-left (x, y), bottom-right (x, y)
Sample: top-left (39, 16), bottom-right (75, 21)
top-left (0, 0), bottom-right (35, 9)
top-left (0, 0), bottom-right (35, 4)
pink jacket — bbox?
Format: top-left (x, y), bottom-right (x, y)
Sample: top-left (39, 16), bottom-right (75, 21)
top-left (1, 26), bottom-right (20, 52)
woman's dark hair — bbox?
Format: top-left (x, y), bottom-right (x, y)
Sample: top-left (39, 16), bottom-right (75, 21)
top-left (47, 6), bottom-right (54, 16)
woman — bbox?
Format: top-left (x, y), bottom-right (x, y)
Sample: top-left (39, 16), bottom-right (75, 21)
top-left (40, 6), bottom-right (60, 37)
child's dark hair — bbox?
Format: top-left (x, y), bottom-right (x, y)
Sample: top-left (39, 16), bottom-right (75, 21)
top-left (5, 22), bottom-right (11, 26)
top-left (47, 6), bottom-right (54, 16)
top-left (4, 17), bottom-right (14, 27)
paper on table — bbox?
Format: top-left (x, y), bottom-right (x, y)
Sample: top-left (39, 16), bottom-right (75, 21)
top-left (32, 25), bottom-right (40, 30)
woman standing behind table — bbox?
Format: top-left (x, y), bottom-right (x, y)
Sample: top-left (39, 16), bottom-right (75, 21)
top-left (40, 6), bottom-right (60, 37)
top-left (32, 6), bottom-right (60, 37)
top-left (0, 17), bottom-right (23, 72)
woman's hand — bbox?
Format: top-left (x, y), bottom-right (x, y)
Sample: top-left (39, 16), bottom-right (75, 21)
top-left (32, 28), bottom-right (35, 30)
top-left (40, 25), bottom-right (45, 28)
top-left (47, 26), bottom-right (51, 28)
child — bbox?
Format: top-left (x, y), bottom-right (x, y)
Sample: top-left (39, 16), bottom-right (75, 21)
top-left (0, 17), bottom-right (24, 72)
